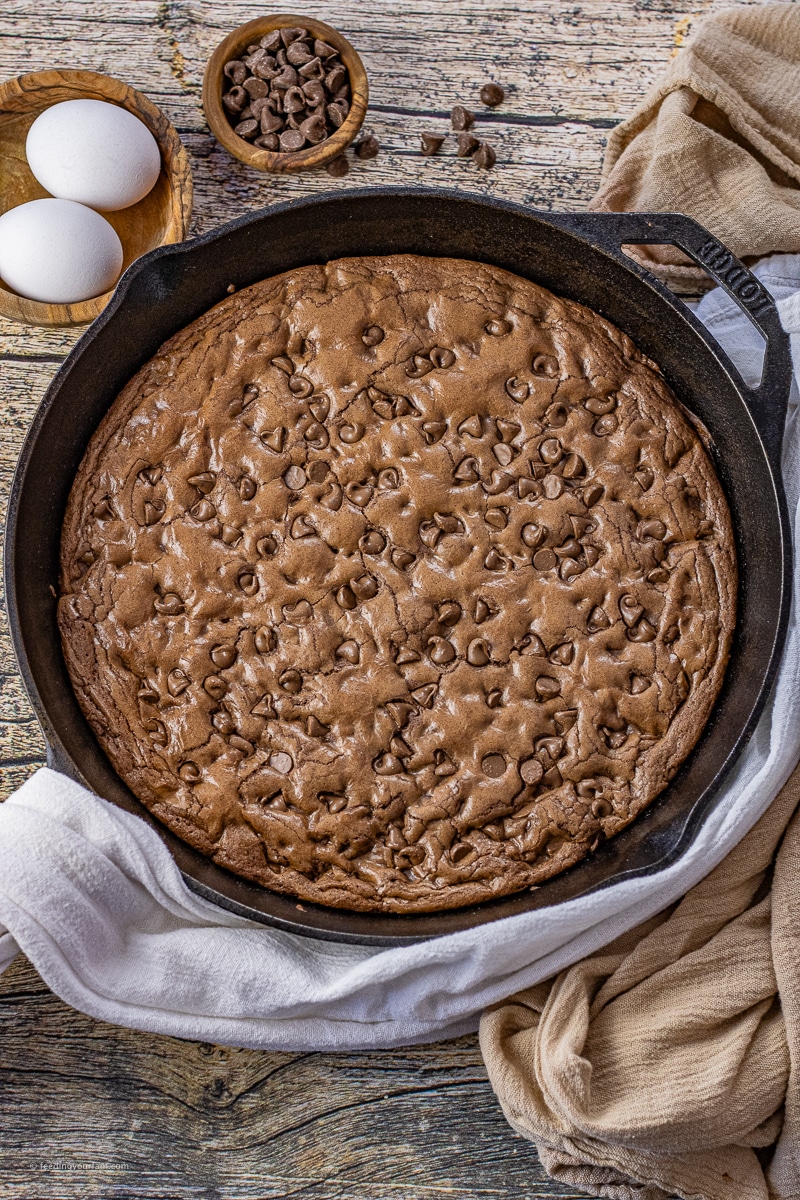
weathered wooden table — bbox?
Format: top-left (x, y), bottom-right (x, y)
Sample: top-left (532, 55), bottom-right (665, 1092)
top-left (0, 1), bottom-right (750, 1195)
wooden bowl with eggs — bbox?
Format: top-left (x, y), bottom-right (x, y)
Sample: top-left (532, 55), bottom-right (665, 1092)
top-left (0, 69), bottom-right (192, 327)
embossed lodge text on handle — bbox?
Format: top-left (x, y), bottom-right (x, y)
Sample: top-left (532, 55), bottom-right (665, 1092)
top-left (694, 237), bottom-right (773, 317)
top-left (545, 209), bottom-right (792, 471)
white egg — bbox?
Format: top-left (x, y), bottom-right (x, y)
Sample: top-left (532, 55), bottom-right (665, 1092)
top-left (26, 99), bottom-right (162, 212)
top-left (0, 199), bottom-right (124, 304)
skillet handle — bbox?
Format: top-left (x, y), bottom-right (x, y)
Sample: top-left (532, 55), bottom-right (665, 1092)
top-left (545, 211), bottom-right (792, 472)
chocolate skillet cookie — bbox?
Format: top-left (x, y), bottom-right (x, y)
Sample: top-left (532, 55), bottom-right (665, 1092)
top-left (58, 255), bottom-right (736, 914)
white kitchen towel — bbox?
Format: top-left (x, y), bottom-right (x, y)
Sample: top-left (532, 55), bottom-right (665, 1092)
top-left (2, 254), bottom-right (800, 1052)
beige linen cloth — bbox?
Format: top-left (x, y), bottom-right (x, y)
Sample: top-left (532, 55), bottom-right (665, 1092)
top-left (588, 3), bottom-right (800, 287)
top-left (480, 8), bottom-right (800, 1199)
top-left (480, 764), bottom-right (800, 1200)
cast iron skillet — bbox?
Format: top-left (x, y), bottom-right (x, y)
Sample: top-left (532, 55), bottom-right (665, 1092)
top-left (4, 188), bottom-right (793, 945)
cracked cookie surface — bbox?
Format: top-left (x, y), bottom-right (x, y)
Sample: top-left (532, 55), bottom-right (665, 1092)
top-left (58, 255), bottom-right (736, 913)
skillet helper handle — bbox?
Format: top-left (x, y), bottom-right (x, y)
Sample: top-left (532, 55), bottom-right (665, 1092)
top-left (548, 211), bottom-right (792, 472)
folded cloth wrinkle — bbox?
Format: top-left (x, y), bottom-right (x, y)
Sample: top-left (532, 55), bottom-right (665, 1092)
top-left (768, 804), bottom-right (800, 1197)
top-left (2, 257), bottom-right (800, 1055)
top-left (589, 4), bottom-right (800, 287)
top-left (480, 771), bottom-right (800, 1199)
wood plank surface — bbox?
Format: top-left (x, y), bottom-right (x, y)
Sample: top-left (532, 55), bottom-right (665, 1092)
top-left (0, 957), bottom-right (574, 1199)
top-left (0, 0), bottom-right (758, 1196)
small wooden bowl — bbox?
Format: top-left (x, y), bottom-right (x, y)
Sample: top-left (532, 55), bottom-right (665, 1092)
top-left (0, 69), bottom-right (193, 327)
top-left (203, 14), bottom-right (368, 174)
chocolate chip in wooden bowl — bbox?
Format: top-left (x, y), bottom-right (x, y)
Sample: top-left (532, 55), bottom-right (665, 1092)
top-left (280, 128), bottom-right (305, 153)
top-left (480, 82), bottom-right (505, 107)
top-left (206, 18), bottom-right (368, 171)
top-left (224, 60), bottom-right (248, 85)
top-left (257, 124), bottom-right (282, 150)
top-left (298, 113), bottom-right (328, 144)
top-left (281, 26), bottom-right (307, 46)
top-left (314, 38), bottom-right (338, 59)
top-left (420, 132), bottom-right (445, 155)
top-left (234, 116), bottom-right (260, 138)
top-left (223, 86), bottom-right (247, 114)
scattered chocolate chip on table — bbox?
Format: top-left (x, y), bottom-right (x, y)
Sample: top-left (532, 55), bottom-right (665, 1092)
top-left (354, 131), bottom-right (380, 158)
top-left (457, 130), bottom-right (480, 156)
top-left (451, 103), bottom-right (475, 130)
top-left (325, 153), bottom-right (349, 176)
top-left (473, 140), bottom-right (497, 168)
top-left (480, 81), bottom-right (505, 106)
top-left (420, 131), bottom-right (445, 154)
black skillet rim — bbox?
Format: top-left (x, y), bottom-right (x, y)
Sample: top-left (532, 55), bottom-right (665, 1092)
top-left (4, 187), bottom-right (793, 944)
